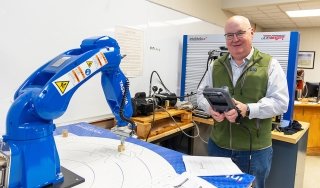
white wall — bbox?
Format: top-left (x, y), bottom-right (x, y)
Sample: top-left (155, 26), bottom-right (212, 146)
top-left (295, 27), bottom-right (320, 82)
top-left (265, 27), bottom-right (320, 83)
top-left (149, 0), bottom-right (233, 27)
top-left (0, 0), bottom-right (223, 134)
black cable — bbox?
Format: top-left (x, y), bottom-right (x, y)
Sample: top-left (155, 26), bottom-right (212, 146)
top-left (119, 78), bottom-right (136, 134)
top-left (149, 71), bottom-right (155, 97)
top-left (197, 55), bottom-right (213, 89)
top-left (148, 70), bottom-right (198, 102)
top-left (157, 92), bottom-right (197, 100)
top-left (240, 125), bottom-right (252, 174)
top-left (197, 48), bottom-right (229, 89)
top-left (145, 99), bottom-right (157, 142)
top-left (118, 55), bottom-right (135, 131)
top-left (149, 71), bottom-right (172, 97)
top-left (235, 109), bottom-right (252, 173)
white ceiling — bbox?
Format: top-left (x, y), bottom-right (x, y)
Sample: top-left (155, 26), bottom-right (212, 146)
top-left (223, 1), bottom-right (320, 29)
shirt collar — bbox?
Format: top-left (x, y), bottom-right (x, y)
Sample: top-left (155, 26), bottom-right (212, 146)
top-left (246, 47), bottom-right (254, 61)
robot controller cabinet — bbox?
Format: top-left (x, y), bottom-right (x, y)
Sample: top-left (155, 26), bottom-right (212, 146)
top-left (131, 109), bottom-right (192, 140)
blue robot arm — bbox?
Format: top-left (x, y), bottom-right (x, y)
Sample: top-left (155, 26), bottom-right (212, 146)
top-left (1, 36), bottom-right (134, 187)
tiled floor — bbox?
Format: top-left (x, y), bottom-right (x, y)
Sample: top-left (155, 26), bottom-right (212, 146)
top-left (303, 155), bottom-right (320, 188)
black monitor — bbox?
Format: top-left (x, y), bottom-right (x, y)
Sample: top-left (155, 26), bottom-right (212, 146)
top-left (302, 82), bottom-right (320, 100)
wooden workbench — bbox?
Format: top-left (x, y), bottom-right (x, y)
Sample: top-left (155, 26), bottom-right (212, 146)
top-left (271, 121), bottom-right (309, 144)
top-left (293, 102), bottom-right (320, 155)
top-left (132, 109), bottom-right (193, 142)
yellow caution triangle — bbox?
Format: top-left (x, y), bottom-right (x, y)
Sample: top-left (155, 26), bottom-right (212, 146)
top-left (86, 61), bottom-right (93, 68)
top-left (54, 81), bottom-right (69, 94)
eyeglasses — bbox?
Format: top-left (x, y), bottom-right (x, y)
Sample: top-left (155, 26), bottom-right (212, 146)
top-left (224, 28), bottom-right (251, 40)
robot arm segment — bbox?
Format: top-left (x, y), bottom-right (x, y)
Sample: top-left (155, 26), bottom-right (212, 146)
top-left (2, 36), bottom-right (134, 188)
top-left (6, 36), bottom-right (133, 139)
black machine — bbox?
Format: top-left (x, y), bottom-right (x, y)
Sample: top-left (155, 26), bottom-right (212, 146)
top-left (302, 82), bottom-right (320, 102)
top-left (131, 91), bottom-right (177, 116)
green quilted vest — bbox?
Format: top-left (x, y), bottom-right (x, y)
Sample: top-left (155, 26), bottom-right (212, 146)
top-left (210, 48), bottom-right (273, 150)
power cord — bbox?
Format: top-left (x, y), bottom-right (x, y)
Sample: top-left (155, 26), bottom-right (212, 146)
top-left (197, 48), bottom-right (228, 89)
top-left (148, 70), bottom-right (197, 101)
top-left (192, 120), bottom-right (208, 144)
top-left (197, 54), bottom-right (214, 89)
top-left (157, 106), bottom-right (201, 139)
top-left (145, 104), bottom-right (209, 143)
top-left (240, 125), bottom-right (252, 174)
top-left (145, 99), bottom-right (156, 142)
top-left (149, 71), bottom-right (172, 97)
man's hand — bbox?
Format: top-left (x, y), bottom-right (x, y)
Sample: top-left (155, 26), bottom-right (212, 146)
top-left (233, 99), bottom-right (248, 117)
top-left (209, 107), bottom-right (238, 123)
top-left (224, 108), bottom-right (238, 123)
top-left (209, 107), bottom-right (225, 122)
top-left (208, 99), bottom-right (249, 123)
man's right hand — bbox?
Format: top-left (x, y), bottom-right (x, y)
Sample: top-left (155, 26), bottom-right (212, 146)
top-left (209, 107), bottom-right (225, 122)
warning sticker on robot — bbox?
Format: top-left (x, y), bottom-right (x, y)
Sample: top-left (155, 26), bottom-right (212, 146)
top-left (86, 61), bottom-right (93, 68)
top-left (74, 67), bottom-right (85, 80)
top-left (52, 48), bottom-right (109, 96)
top-left (71, 70), bottom-right (80, 82)
top-left (85, 69), bottom-right (91, 75)
top-left (54, 81), bottom-right (70, 94)
top-left (95, 51), bottom-right (108, 66)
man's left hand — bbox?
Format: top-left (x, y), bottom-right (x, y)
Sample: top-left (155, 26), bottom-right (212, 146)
top-left (233, 99), bottom-right (247, 117)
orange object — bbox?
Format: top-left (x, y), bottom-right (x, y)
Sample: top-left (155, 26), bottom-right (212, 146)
top-left (296, 70), bottom-right (304, 90)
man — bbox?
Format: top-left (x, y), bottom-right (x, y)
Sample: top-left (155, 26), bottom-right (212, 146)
top-left (197, 15), bottom-right (289, 188)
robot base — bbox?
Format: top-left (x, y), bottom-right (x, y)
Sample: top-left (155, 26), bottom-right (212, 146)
top-left (44, 166), bottom-right (85, 188)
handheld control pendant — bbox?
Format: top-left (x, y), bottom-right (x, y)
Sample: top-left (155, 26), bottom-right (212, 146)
top-left (203, 86), bottom-right (243, 124)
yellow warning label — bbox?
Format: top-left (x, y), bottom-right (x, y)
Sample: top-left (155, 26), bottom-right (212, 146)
top-left (86, 61), bottom-right (93, 68)
top-left (54, 81), bottom-right (69, 94)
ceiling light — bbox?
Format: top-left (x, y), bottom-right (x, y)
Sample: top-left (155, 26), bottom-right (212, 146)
top-left (286, 9), bottom-right (320, 17)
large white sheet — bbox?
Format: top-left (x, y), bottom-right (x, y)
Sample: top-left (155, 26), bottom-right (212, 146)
top-left (55, 134), bottom-right (176, 188)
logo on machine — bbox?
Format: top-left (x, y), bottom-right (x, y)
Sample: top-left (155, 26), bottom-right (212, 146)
top-left (54, 81), bottom-right (69, 94)
top-left (261, 34), bottom-right (285, 40)
top-left (189, 36), bottom-right (207, 41)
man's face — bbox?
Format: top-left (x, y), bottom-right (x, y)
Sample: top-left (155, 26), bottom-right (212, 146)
top-left (224, 22), bottom-right (253, 61)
